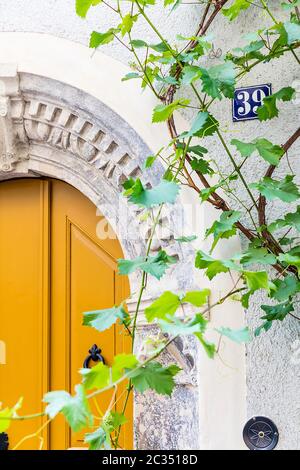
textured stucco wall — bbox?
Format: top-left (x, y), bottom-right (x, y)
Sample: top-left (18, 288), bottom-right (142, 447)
top-left (0, 0), bottom-right (299, 449)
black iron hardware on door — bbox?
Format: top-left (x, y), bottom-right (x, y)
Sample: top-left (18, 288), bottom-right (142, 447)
top-left (0, 432), bottom-right (9, 450)
top-left (83, 344), bottom-right (105, 368)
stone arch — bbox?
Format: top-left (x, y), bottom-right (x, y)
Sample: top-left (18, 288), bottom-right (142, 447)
top-left (0, 66), bottom-right (202, 449)
top-left (0, 68), bottom-right (194, 296)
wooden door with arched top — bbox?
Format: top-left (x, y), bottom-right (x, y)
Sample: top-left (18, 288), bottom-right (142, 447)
top-left (0, 178), bottom-right (132, 450)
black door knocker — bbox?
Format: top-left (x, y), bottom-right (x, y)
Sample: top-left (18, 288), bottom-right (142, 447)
top-left (83, 344), bottom-right (105, 369)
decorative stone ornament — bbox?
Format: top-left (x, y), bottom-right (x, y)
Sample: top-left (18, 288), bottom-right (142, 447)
top-left (0, 64), bottom-right (28, 172)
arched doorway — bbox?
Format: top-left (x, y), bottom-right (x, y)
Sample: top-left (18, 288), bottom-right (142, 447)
top-left (0, 60), bottom-right (246, 450)
top-left (0, 178), bottom-right (132, 450)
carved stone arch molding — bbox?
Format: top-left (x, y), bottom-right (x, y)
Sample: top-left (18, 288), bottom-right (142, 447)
top-left (0, 65), bottom-right (200, 449)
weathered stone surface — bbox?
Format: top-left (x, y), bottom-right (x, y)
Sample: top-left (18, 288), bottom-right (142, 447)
top-left (135, 386), bottom-right (200, 450)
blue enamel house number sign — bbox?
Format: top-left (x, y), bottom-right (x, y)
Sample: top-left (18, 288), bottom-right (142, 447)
top-left (232, 84), bottom-right (272, 122)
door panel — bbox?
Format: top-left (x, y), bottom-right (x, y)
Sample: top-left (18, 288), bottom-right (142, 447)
top-left (0, 178), bottom-right (131, 450)
top-left (69, 224), bottom-right (117, 447)
top-left (0, 180), bottom-right (49, 450)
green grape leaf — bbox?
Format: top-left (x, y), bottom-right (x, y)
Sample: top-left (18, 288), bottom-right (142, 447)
top-left (119, 14), bottom-right (138, 37)
top-left (195, 250), bottom-right (238, 280)
top-left (129, 361), bottom-right (181, 396)
top-left (76, 0), bottom-right (102, 18)
top-left (150, 42), bottom-right (171, 53)
top-left (183, 289), bottom-right (210, 307)
top-left (85, 411), bottom-right (127, 450)
top-left (145, 291), bottom-right (181, 322)
top-left (269, 206), bottom-right (300, 233)
top-left (0, 398), bottom-right (23, 433)
top-left (284, 21), bottom-right (300, 44)
top-left (124, 178), bottom-right (179, 208)
top-left (270, 275), bottom-right (300, 302)
top-left (80, 362), bottom-right (110, 390)
top-left (254, 302), bottom-right (294, 336)
top-left (121, 72), bottom-right (140, 82)
top-left (83, 305), bottom-right (129, 332)
top-left (138, 0), bottom-right (156, 5)
top-left (175, 235), bottom-right (197, 243)
top-left (118, 250), bottom-right (177, 280)
top-left (180, 112), bottom-right (208, 138)
top-left (44, 385), bottom-right (92, 432)
top-left (187, 145), bottom-right (208, 156)
top-left (278, 251), bottom-right (300, 274)
top-left (243, 271), bottom-right (269, 292)
top-left (196, 113), bottom-right (219, 137)
top-left (232, 138), bottom-right (284, 166)
top-left (231, 139), bottom-right (256, 157)
top-left (164, 0), bottom-right (178, 5)
top-left (90, 29), bottom-right (119, 48)
top-left (141, 65), bottom-right (159, 88)
top-left (281, 0), bottom-right (300, 11)
top-left (107, 411), bottom-right (128, 429)
top-left (181, 65), bottom-right (202, 85)
top-left (130, 39), bottom-right (148, 48)
top-left (112, 353), bottom-right (138, 382)
top-left (205, 210), bottom-right (241, 251)
top-left (254, 320), bottom-right (273, 337)
top-left (156, 74), bottom-right (178, 85)
top-left (261, 302), bottom-right (294, 321)
top-left (180, 112), bottom-right (219, 139)
top-left (190, 157), bottom-right (213, 174)
top-left (152, 99), bottom-right (189, 123)
top-left (240, 247), bottom-right (277, 266)
top-left (144, 155), bottom-right (156, 168)
top-left (241, 291), bottom-right (251, 309)
top-left (255, 139), bottom-right (284, 165)
top-left (222, 0), bottom-right (251, 21)
top-left (0, 408), bottom-right (13, 433)
top-left (194, 333), bottom-right (216, 358)
top-left (85, 426), bottom-right (109, 450)
top-left (159, 313), bottom-right (208, 336)
top-left (257, 87), bottom-right (295, 121)
top-left (281, 207), bottom-right (300, 231)
top-left (199, 61), bottom-right (236, 99)
top-left (216, 326), bottom-right (251, 343)
top-left (250, 175), bottom-right (300, 202)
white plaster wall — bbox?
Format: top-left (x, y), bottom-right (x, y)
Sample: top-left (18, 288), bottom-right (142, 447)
top-left (0, 0), bottom-right (299, 449)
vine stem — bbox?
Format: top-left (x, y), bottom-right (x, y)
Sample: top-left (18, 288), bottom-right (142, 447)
top-left (260, 0), bottom-right (278, 24)
top-left (260, 0), bottom-right (300, 65)
top-left (12, 418), bottom-right (51, 450)
top-left (131, 204), bottom-right (163, 347)
top-left (114, 204), bottom-right (163, 449)
top-left (216, 129), bottom-right (259, 211)
top-left (129, 0), bottom-right (261, 243)
top-left (0, 411), bottom-right (45, 421)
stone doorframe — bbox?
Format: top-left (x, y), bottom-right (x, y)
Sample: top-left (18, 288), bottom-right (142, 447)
top-left (0, 35), bottom-right (247, 449)
top-left (0, 66), bottom-right (201, 449)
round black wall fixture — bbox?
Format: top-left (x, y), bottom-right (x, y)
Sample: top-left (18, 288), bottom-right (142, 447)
top-left (243, 416), bottom-right (279, 450)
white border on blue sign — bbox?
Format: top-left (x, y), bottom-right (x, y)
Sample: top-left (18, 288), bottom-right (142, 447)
top-left (232, 83), bottom-right (272, 122)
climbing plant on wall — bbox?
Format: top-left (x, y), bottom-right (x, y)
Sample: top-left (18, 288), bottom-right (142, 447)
top-left (1, 0), bottom-right (300, 450)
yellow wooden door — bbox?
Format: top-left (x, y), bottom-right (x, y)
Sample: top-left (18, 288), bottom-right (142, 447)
top-left (0, 178), bottom-right (132, 450)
